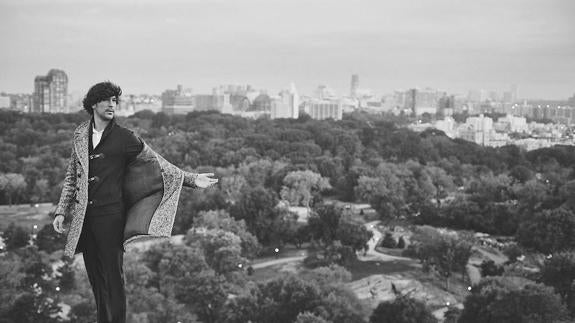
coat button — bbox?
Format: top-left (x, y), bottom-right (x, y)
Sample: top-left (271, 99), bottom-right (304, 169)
top-left (78, 173), bottom-right (81, 178)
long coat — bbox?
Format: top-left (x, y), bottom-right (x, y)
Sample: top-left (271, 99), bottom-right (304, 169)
top-left (54, 120), bottom-right (197, 258)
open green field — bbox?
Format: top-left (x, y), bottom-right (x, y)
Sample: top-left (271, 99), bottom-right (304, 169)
top-left (0, 203), bottom-right (54, 231)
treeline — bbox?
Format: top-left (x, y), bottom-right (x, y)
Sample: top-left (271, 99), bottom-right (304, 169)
top-left (2, 109), bottom-right (575, 254)
top-left (3, 109), bottom-right (575, 321)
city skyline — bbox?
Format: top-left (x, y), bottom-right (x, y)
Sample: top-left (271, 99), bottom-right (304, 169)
top-left (1, 0), bottom-right (574, 99)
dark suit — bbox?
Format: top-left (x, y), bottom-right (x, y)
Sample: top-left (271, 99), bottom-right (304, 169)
top-left (78, 118), bottom-right (142, 323)
top-left (54, 118), bottom-right (200, 322)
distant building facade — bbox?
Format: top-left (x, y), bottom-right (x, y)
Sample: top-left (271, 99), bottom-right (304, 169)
top-left (33, 69), bottom-right (68, 113)
top-left (350, 74), bottom-right (359, 98)
top-left (458, 114), bottom-right (495, 146)
top-left (0, 95), bottom-right (10, 109)
top-left (161, 85), bottom-right (195, 115)
top-left (406, 88), bottom-right (439, 116)
top-left (271, 83), bottom-right (299, 119)
top-left (307, 99), bottom-right (343, 120)
top-left (195, 91), bottom-right (232, 113)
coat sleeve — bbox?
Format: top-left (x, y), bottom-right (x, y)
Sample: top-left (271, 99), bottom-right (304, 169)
top-left (54, 147), bottom-right (78, 219)
top-left (182, 171), bottom-right (198, 188)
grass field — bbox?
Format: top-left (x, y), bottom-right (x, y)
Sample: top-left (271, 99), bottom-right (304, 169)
top-left (0, 203), bottom-right (54, 231)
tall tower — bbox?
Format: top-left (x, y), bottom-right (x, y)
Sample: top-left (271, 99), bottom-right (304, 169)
top-left (350, 74), bottom-right (359, 98)
top-left (510, 84), bottom-right (518, 103)
top-left (33, 69), bottom-right (68, 113)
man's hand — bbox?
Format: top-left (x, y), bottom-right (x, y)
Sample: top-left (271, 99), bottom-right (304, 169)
top-left (53, 215), bottom-right (65, 234)
top-left (195, 173), bottom-right (219, 188)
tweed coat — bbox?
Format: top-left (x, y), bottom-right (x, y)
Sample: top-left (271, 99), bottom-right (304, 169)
top-left (54, 120), bottom-right (198, 258)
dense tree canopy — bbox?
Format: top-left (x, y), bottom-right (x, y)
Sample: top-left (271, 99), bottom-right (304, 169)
top-left (459, 277), bottom-right (569, 323)
top-left (3, 109), bottom-right (575, 322)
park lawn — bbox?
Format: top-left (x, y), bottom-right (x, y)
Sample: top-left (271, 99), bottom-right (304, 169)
top-left (374, 246), bottom-right (407, 258)
top-left (249, 264), bottom-right (286, 282)
top-left (347, 258), bottom-right (421, 281)
top-left (0, 203), bottom-right (54, 231)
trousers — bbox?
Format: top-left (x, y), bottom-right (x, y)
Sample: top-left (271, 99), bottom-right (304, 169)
top-left (79, 207), bottom-right (126, 323)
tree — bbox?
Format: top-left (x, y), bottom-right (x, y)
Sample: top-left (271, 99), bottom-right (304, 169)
top-left (185, 228), bottom-right (248, 275)
top-left (35, 223), bottom-right (66, 254)
top-left (502, 244), bottom-right (523, 263)
top-left (56, 258), bottom-right (76, 292)
top-left (443, 306), bottom-right (461, 323)
top-left (173, 188), bottom-right (228, 234)
top-left (0, 173), bottom-right (26, 205)
top-left (230, 186), bottom-right (279, 245)
top-left (2, 223), bottom-right (30, 251)
top-left (221, 274), bottom-right (321, 323)
top-left (174, 269), bottom-right (227, 323)
top-left (381, 232), bottom-right (397, 248)
top-left (220, 273), bottom-right (363, 323)
top-left (4, 293), bottom-right (60, 323)
top-left (420, 165), bottom-right (455, 209)
top-left (509, 165), bottom-right (534, 183)
top-left (69, 301), bottom-right (98, 323)
top-left (193, 210), bottom-right (261, 259)
top-left (412, 230), bottom-right (472, 290)
top-left (336, 219), bottom-right (373, 253)
top-left (466, 172), bottom-right (513, 204)
top-left (480, 260), bottom-right (504, 277)
top-left (516, 207), bottom-right (575, 253)
top-left (397, 236), bottom-right (406, 249)
top-left (295, 312), bottom-right (329, 323)
top-left (219, 175), bottom-right (248, 205)
top-left (0, 247), bottom-right (61, 322)
top-left (280, 170), bottom-right (331, 207)
top-left (354, 162), bottom-right (410, 220)
top-left (140, 243), bottom-right (230, 322)
top-left (540, 251), bottom-right (575, 316)
top-left (123, 252), bottom-right (198, 322)
top-left (459, 277), bottom-right (569, 323)
top-left (307, 204), bottom-right (342, 245)
top-left (369, 296), bottom-right (437, 323)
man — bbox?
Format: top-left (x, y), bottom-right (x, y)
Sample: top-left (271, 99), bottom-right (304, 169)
top-left (52, 81), bottom-right (218, 323)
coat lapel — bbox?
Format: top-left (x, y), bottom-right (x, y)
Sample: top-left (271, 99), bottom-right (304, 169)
top-left (74, 121), bottom-right (90, 175)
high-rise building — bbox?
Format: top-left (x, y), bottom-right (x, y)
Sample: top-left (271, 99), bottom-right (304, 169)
top-left (510, 84), bottom-right (518, 103)
top-left (271, 83), bottom-right (299, 119)
top-left (350, 74), bottom-right (359, 98)
top-left (406, 88), bottom-right (438, 116)
top-left (33, 69), bottom-right (68, 113)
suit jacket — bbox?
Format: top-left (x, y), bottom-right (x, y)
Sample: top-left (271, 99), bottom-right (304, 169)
top-left (54, 120), bottom-right (198, 258)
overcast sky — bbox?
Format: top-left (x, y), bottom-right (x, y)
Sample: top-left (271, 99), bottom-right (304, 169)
top-left (1, 0), bottom-right (574, 99)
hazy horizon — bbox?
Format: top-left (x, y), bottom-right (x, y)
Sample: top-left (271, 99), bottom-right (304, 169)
top-left (1, 0), bottom-right (574, 99)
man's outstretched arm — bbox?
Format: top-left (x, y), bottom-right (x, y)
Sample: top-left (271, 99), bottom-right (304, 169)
top-left (182, 172), bottom-right (218, 189)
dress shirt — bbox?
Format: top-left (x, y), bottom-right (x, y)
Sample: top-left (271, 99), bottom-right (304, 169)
top-left (92, 126), bottom-right (104, 149)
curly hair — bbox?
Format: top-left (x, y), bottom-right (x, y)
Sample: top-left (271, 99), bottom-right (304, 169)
top-left (82, 81), bottom-right (122, 115)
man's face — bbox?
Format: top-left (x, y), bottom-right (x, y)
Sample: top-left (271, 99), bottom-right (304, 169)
top-left (93, 96), bottom-right (117, 121)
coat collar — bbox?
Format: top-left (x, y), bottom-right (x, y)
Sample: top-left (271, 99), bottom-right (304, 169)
top-left (89, 117), bottom-right (116, 151)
